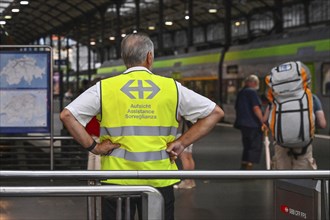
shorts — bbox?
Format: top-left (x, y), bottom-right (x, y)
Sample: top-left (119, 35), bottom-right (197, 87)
top-left (184, 144), bottom-right (193, 153)
top-left (272, 143), bottom-right (317, 170)
top-left (176, 133), bottom-right (193, 153)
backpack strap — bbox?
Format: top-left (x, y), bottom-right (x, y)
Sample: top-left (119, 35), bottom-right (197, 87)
top-left (265, 76), bottom-right (274, 102)
top-left (306, 89), bottom-right (315, 138)
top-left (276, 103), bottom-right (284, 144)
top-left (286, 140), bottom-right (313, 160)
top-left (298, 98), bottom-right (305, 141)
top-left (270, 101), bottom-right (276, 138)
top-left (295, 62), bottom-right (301, 76)
top-left (300, 63), bottom-right (310, 89)
top-left (265, 76), bottom-right (277, 138)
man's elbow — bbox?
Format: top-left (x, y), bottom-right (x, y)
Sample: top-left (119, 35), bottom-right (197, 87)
top-left (214, 105), bottom-right (225, 121)
top-left (318, 121), bottom-right (327, 129)
top-left (315, 112), bottom-right (327, 129)
top-left (59, 108), bottom-right (72, 123)
top-left (253, 105), bottom-right (262, 114)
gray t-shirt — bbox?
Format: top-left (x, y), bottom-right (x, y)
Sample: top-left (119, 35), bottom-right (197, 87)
top-left (312, 94), bottom-right (323, 113)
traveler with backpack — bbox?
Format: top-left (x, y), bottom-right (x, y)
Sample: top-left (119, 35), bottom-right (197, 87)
top-left (234, 74), bottom-right (268, 170)
top-left (265, 61), bottom-right (327, 169)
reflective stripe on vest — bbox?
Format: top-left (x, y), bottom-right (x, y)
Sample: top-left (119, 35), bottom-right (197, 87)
top-left (111, 148), bottom-right (168, 162)
top-left (100, 125), bottom-right (177, 136)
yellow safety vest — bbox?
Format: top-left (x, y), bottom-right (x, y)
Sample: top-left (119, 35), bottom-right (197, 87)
top-left (100, 69), bottom-right (180, 187)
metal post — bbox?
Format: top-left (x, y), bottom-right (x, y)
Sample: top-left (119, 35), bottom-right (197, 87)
top-left (125, 196), bottom-right (130, 220)
top-left (58, 34), bottom-right (63, 111)
top-left (218, 0), bottom-right (231, 105)
top-left (142, 191), bottom-right (165, 220)
top-left (100, 9), bottom-right (106, 64)
top-left (115, 1), bottom-right (122, 59)
top-left (87, 180), bottom-right (97, 220)
top-left (116, 197), bottom-right (122, 220)
top-left (49, 45), bottom-right (54, 171)
top-left (75, 38), bottom-right (80, 93)
top-left (135, 0), bottom-right (140, 31)
top-left (273, 0), bottom-right (283, 34)
top-left (87, 20), bottom-right (92, 82)
top-left (321, 179), bottom-right (329, 220)
top-left (158, 0), bottom-right (164, 55)
top-left (187, 0), bottom-right (193, 49)
top-left (66, 37), bottom-right (70, 91)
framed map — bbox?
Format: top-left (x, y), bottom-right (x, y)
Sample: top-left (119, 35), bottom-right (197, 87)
top-left (0, 51), bottom-right (51, 134)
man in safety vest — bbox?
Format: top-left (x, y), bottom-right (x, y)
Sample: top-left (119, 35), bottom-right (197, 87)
top-left (60, 33), bottom-right (224, 220)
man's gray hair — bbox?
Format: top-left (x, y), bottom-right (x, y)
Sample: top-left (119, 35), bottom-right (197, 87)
top-left (245, 74), bottom-right (259, 83)
top-left (121, 33), bottom-right (154, 68)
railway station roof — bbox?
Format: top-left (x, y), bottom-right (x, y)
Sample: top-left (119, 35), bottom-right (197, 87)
top-left (0, 0), bottom-right (308, 47)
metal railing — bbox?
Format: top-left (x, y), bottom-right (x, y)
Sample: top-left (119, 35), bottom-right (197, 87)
top-left (0, 185), bottom-right (164, 220)
top-left (1, 170), bottom-right (329, 220)
top-left (0, 136), bottom-right (87, 170)
top-left (1, 170), bottom-right (329, 179)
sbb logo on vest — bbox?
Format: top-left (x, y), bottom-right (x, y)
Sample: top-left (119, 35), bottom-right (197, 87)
top-left (121, 79), bottom-right (160, 99)
top-left (280, 204), bottom-right (307, 219)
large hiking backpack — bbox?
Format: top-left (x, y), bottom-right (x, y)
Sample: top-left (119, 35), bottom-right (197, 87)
top-left (265, 61), bottom-right (315, 150)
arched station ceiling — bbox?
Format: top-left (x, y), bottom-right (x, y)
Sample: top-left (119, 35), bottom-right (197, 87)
top-left (0, 0), bottom-right (306, 47)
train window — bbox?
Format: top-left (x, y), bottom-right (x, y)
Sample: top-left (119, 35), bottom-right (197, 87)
top-left (226, 65), bottom-right (238, 74)
top-left (223, 77), bottom-right (268, 105)
top-left (226, 80), bottom-right (237, 104)
top-left (223, 79), bottom-right (241, 104)
top-left (321, 63), bottom-right (330, 96)
top-left (182, 78), bottom-right (217, 102)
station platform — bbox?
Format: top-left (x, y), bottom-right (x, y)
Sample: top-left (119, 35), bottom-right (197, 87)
top-left (0, 124), bottom-right (329, 220)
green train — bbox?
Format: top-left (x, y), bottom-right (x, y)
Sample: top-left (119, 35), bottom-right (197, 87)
top-left (97, 27), bottom-right (330, 134)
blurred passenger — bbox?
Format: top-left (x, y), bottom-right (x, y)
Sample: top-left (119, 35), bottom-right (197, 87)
top-left (312, 94), bottom-right (327, 129)
top-left (174, 118), bottom-right (196, 189)
top-left (82, 78), bottom-right (102, 171)
top-left (234, 74), bottom-right (267, 170)
top-left (78, 79), bottom-right (90, 95)
top-left (60, 33), bottom-right (224, 220)
top-left (64, 88), bottom-right (73, 100)
top-left (85, 115), bottom-right (101, 219)
top-left (86, 116), bottom-right (101, 170)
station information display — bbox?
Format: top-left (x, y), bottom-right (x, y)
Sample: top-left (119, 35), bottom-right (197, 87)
top-left (0, 50), bottom-right (51, 134)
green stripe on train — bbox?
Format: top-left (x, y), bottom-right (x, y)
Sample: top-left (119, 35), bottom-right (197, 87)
top-left (225, 39), bottom-right (330, 60)
top-left (97, 39), bottom-right (330, 75)
top-left (97, 54), bottom-right (219, 74)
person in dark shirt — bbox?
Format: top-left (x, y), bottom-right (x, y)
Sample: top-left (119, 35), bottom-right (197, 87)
top-left (234, 75), bottom-right (266, 170)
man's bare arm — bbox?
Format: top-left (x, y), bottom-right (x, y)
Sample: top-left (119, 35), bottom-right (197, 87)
top-left (253, 105), bottom-right (265, 123)
top-left (60, 109), bottom-right (119, 155)
top-left (166, 105), bottom-right (224, 161)
top-left (315, 111), bottom-right (327, 129)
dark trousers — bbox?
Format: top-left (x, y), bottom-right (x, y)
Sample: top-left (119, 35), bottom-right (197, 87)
top-left (240, 126), bottom-right (263, 163)
top-left (102, 185), bottom-right (175, 220)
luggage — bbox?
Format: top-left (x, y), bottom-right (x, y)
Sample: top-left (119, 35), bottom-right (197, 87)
top-left (265, 61), bottom-right (315, 149)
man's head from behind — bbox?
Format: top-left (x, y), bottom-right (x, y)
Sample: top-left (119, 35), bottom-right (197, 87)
top-left (121, 33), bottom-right (154, 69)
top-left (245, 74), bottom-right (260, 90)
